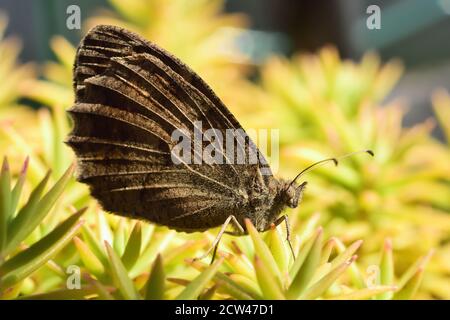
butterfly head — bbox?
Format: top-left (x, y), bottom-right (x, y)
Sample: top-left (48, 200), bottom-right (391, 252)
top-left (282, 181), bottom-right (307, 208)
top-left (278, 151), bottom-right (374, 210)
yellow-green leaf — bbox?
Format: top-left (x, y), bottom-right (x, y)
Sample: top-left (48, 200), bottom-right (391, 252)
top-left (176, 258), bottom-right (223, 300)
top-left (287, 227), bottom-right (322, 299)
top-left (122, 222), bottom-right (142, 271)
top-left (105, 241), bottom-right (140, 300)
top-left (245, 219), bottom-right (282, 287)
top-left (302, 256), bottom-right (356, 300)
top-left (254, 255), bottom-right (285, 299)
top-left (144, 254), bottom-right (165, 300)
top-left (0, 208), bottom-right (85, 290)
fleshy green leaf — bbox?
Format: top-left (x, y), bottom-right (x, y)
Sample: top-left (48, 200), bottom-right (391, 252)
top-left (397, 251), bottom-right (433, 289)
top-left (245, 219), bottom-right (282, 287)
top-left (188, 258), bottom-right (259, 300)
top-left (199, 285), bottom-right (217, 300)
top-left (265, 226), bottom-right (289, 274)
top-left (5, 164), bottom-right (74, 255)
top-left (122, 222), bottom-right (142, 271)
top-left (144, 254), bottom-right (165, 300)
top-left (377, 238), bottom-right (394, 300)
top-left (0, 208), bottom-right (85, 290)
top-left (89, 278), bottom-right (115, 300)
top-left (394, 251), bottom-right (432, 300)
top-left (73, 236), bottom-right (105, 277)
top-left (393, 267), bottom-right (425, 300)
top-left (329, 239), bottom-right (363, 270)
top-left (289, 227), bottom-right (322, 279)
top-left (302, 256), bottom-right (356, 300)
top-left (10, 157), bottom-right (29, 219)
top-left (130, 230), bottom-right (175, 278)
top-left (227, 273), bottom-right (262, 299)
top-left (175, 258), bottom-right (223, 300)
top-left (0, 157), bottom-right (11, 251)
top-left (334, 238), bottom-right (365, 288)
top-left (254, 255), bottom-right (285, 299)
top-left (223, 252), bottom-right (255, 281)
top-left (287, 227), bottom-right (322, 299)
top-left (320, 238), bottom-right (337, 265)
top-left (97, 211), bottom-right (113, 246)
top-left (80, 224), bottom-right (108, 266)
top-left (105, 241), bottom-right (140, 300)
top-left (113, 218), bottom-right (126, 256)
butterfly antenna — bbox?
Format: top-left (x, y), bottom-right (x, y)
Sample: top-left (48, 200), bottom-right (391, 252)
top-left (288, 149), bottom-right (374, 188)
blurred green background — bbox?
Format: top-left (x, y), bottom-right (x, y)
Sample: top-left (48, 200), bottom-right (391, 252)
top-left (4, 0), bottom-right (450, 132)
top-left (0, 0), bottom-right (449, 300)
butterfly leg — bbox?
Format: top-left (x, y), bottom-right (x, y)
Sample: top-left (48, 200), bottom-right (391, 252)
top-left (273, 215), bottom-right (296, 260)
top-left (194, 215), bottom-right (244, 265)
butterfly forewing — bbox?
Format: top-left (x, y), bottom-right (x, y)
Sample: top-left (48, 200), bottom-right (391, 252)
top-left (67, 25), bottom-right (275, 232)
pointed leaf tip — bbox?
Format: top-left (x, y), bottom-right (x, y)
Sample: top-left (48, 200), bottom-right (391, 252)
top-left (254, 255), bottom-right (285, 299)
top-left (144, 254), bottom-right (165, 300)
top-left (21, 156), bottom-right (30, 174)
top-left (384, 238), bottom-right (392, 251)
top-left (176, 257), bottom-right (224, 300)
top-left (245, 217), bottom-right (283, 287)
top-left (105, 241), bottom-right (140, 300)
top-left (1, 156), bottom-right (9, 172)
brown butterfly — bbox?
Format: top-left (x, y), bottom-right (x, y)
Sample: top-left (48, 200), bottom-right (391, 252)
top-left (66, 25), bottom-right (372, 262)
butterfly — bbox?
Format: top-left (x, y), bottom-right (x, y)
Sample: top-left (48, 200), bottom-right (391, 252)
top-left (66, 25), bottom-right (372, 262)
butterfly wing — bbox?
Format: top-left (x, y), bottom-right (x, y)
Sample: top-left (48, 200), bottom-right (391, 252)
top-left (67, 25), bottom-right (275, 231)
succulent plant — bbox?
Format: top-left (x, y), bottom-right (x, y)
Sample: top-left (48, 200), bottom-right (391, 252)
top-left (0, 1), bottom-right (445, 299)
top-left (16, 212), bottom-right (428, 300)
top-left (0, 157), bottom-right (85, 298)
top-left (183, 216), bottom-right (431, 300)
top-left (232, 48), bottom-right (450, 299)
